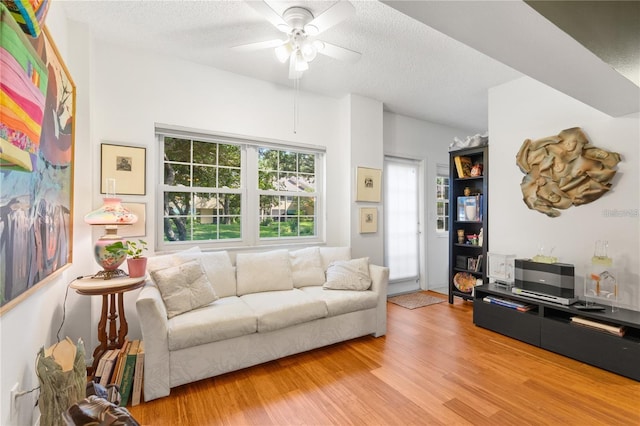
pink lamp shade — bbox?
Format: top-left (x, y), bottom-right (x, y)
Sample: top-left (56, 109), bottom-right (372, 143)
top-left (85, 198), bottom-right (137, 278)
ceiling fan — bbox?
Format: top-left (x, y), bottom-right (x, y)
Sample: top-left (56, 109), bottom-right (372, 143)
top-left (232, 1), bottom-right (361, 79)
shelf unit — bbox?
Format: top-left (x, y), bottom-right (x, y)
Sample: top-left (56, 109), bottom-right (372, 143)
top-left (448, 146), bottom-right (488, 303)
top-left (474, 284), bottom-right (640, 381)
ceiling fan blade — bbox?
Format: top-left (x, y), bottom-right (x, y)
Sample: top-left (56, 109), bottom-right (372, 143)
top-left (248, 1), bottom-right (291, 33)
top-left (304, 1), bottom-right (355, 35)
top-left (231, 39), bottom-right (286, 52)
top-left (317, 41), bottom-right (361, 63)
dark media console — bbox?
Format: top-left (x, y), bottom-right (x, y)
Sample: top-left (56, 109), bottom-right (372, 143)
top-left (474, 284), bottom-right (640, 381)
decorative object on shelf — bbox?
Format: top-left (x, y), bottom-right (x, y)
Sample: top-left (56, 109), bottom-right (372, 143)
top-left (449, 132), bottom-right (488, 151)
top-left (487, 253), bottom-right (516, 286)
top-left (457, 195), bottom-right (482, 221)
top-left (470, 163), bottom-right (483, 177)
top-left (85, 179), bottom-right (138, 279)
top-left (466, 234), bottom-right (478, 245)
top-left (463, 186), bottom-right (471, 196)
top-left (356, 167), bottom-right (382, 202)
top-left (585, 240), bottom-right (618, 312)
top-left (101, 143), bottom-right (146, 195)
top-left (0, 18), bottom-right (76, 315)
top-left (359, 207), bottom-right (377, 234)
top-left (106, 239), bottom-right (149, 279)
top-left (478, 228), bottom-right (484, 246)
top-left (453, 155), bottom-right (472, 178)
top-left (516, 127), bottom-right (621, 217)
top-left (532, 243), bottom-right (557, 264)
top-left (457, 229), bottom-right (465, 244)
top-left (453, 272), bottom-right (476, 293)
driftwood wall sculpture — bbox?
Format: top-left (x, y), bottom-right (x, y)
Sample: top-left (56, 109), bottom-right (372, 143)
top-left (516, 127), bottom-right (621, 217)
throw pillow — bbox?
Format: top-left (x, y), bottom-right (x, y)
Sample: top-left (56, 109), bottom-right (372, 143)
top-left (323, 257), bottom-right (372, 291)
top-left (175, 251), bottom-right (237, 298)
top-left (146, 246), bottom-right (201, 275)
top-left (290, 247), bottom-right (325, 288)
top-left (236, 249), bottom-right (293, 296)
top-left (150, 260), bottom-right (218, 318)
top-left (319, 247), bottom-right (351, 271)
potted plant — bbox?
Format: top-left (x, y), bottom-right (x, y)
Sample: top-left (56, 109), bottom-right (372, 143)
top-left (106, 239), bottom-right (148, 278)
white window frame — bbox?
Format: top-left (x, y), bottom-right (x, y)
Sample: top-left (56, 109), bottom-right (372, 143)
top-left (155, 124), bottom-right (325, 251)
top-left (436, 164), bottom-right (449, 234)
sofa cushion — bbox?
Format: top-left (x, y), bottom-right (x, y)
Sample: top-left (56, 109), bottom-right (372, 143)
top-left (146, 246), bottom-right (201, 274)
top-left (236, 249), bottom-right (293, 296)
top-left (150, 260), bottom-right (218, 319)
top-left (323, 257), bottom-right (372, 291)
top-left (319, 246), bottom-right (351, 271)
top-left (240, 289), bottom-right (328, 333)
top-left (290, 247), bottom-right (325, 288)
top-left (167, 296), bottom-right (257, 351)
top-left (301, 286), bottom-right (378, 317)
top-left (175, 251), bottom-right (237, 298)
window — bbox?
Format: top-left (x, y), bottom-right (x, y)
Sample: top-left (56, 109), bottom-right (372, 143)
top-left (258, 148), bottom-right (317, 239)
top-left (157, 126), bottom-right (323, 250)
top-left (436, 173), bottom-right (449, 233)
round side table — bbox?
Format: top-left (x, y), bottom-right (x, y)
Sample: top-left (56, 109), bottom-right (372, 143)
top-left (71, 275), bottom-right (146, 374)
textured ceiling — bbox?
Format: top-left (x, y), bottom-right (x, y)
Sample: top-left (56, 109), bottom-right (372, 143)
top-left (60, 0), bottom-right (524, 133)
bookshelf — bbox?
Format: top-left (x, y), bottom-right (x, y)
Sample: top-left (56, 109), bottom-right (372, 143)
top-left (448, 146), bottom-right (488, 303)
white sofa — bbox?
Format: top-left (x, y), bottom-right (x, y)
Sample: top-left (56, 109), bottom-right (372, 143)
top-left (136, 246), bottom-right (389, 401)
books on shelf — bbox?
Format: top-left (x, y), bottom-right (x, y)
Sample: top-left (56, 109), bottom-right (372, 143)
top-left (483, 296), bottom-right (534, 312)
top-left (570, 316), bottom-right (627, 337)
top-left (454, 156), bottom-right (473, 178)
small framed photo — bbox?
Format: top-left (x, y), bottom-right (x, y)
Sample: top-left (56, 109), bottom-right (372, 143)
top-left (356, 167), bottom-right (382, 202)
top-left (101, 143), bottom-right (146, 195)
top-left (359, 207), bottom-right (378, 233)
top-left (119, 202), bottom-right (146, 237)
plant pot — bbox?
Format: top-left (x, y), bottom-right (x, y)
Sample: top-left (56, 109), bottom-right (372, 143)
top-left (127, 257), bottom-right (148, 278)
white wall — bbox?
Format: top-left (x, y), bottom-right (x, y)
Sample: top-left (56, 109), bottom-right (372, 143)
top-left (489, 76), bottom-right (639, 310)
top-left (383, 112), bottom-right (477, 293)
top-left (348, 95), bottom-right (385, 265)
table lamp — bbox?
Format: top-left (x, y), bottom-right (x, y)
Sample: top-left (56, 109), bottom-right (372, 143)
top-left (84, 179), bottom-right (137, 279)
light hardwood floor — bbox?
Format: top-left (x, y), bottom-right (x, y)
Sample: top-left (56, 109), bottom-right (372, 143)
top-left (128, 292), bottom-right (640, 425)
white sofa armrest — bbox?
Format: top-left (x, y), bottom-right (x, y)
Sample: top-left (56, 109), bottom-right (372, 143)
top-left (368, 264), bottom-right (389, 337)
top-left (136, 280), bottom-right (171, 401)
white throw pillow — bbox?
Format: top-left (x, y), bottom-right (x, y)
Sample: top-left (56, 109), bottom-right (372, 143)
top-left (175, 251), bottom-right (237, 298)
top-left (323, 257), bottom-right (372, 291)
top-left (150, 259), bottom-right (218, 318)
top-left (146, 246), bottom-right (201, 275)
top-left (319, 247), bottom-right (351, 271)
top-left (290, 247), bottom-right (325, 288)
top-left (236, 249), bottom-right (293, 296)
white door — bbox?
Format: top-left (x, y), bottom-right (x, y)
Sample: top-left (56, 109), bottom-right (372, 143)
top-left (384, 157), bottom-right (421, 295)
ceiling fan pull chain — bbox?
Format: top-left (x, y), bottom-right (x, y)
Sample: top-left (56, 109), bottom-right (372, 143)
top-left (293, 77), bottom-right (299, 134)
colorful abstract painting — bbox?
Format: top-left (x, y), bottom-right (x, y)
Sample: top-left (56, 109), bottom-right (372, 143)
top-left (1, 4), bottom-right (74, 314)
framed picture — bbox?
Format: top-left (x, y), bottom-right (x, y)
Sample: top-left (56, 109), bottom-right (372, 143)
top-left (119, 203), bottom-right (146, 237)
top-left (359, 207), bottom-right (378, 233)
top-left (356, 167), bottom-right (382, 202)
top-left (0, 26), bottom-right (76, 315)
top-left (101, 143), bottom-right (146, 195)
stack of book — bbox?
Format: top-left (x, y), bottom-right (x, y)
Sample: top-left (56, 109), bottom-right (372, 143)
top-left (570, 316), bottom-right (627, 337)
top-left (92, 339), bottom-right (145, 406)
top-left (482, 296), bottom-right (534, 312)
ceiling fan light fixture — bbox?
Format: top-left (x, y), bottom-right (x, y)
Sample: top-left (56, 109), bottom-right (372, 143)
top-left (275, 43), bottom-right (292, 63)
top-left (304, 24), bottom-right (319, 36)
top-left (294, 52), bottom-right (309, 72)
top-left (300, 40), bottom-right (317, 62)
